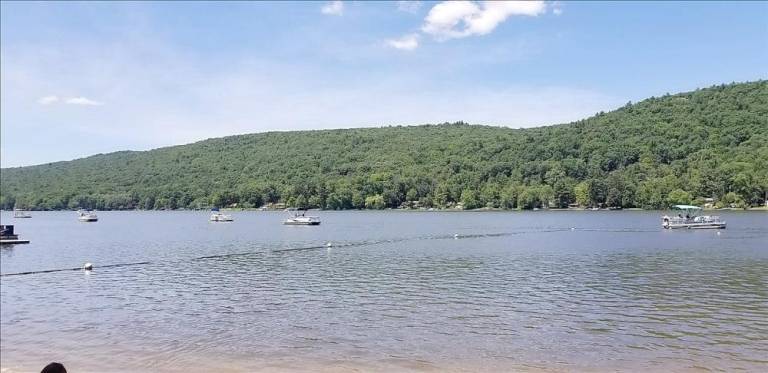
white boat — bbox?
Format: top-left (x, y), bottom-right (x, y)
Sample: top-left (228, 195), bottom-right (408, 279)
top-left (77, 209), bottom-right (98, 222)
top-left (283, 211), bottom-right (321, 225)
top-left (209, 208), bottom-right (233, 222)
top-left (662, 205), bottom-right (725, 229)
top-left (13, 209), bottom-right (32, 218)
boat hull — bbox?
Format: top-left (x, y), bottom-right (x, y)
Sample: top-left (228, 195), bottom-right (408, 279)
top-left (209, 213), bottom-right (233, 222)
top-left (664, 223), bottom-right (726, 229)
top-left (283, 221), bottom-right (321, 225)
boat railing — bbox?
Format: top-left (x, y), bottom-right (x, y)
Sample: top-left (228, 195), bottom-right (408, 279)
top-left (664, 215), bottom-right (723, 225)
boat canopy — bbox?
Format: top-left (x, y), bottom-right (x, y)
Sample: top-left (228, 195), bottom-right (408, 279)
top-left (211, 207), bottom-right (220, 212)
top-left (672, 205), bottom-right (702, 210)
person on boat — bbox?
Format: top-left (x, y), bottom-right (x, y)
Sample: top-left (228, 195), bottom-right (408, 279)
top-left (41, 362), bottom-right (67, 373)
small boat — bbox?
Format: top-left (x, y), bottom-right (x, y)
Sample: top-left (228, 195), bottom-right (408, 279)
top-left (77, 209), bottom-right (98, 222)
top-left (283, 210), bottom-right (321, 225)
top-left (13, 209), bottom-right (32, 218)
top-left (662, 205), bottom-right (725, 229)
top-left (209, 208), bottom-right (233, 222)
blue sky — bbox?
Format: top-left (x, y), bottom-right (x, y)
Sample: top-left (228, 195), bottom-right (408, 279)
top-left (1, 1), bottom-right (766, 167)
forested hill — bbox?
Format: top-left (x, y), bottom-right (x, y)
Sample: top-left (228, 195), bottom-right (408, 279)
top-left (1, 81), bottom-right (767, 211)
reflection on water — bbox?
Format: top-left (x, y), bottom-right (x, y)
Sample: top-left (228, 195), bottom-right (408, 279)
top-left (1, 211), bottom-right (767, 372)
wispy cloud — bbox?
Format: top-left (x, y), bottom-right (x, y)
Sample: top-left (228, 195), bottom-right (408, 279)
top-left (37, 95), bottom-right (59, 105)
top-left (65, 97), bottom-right (104, 106)
top-left (321, 1), bottom-right (344, 16)
top-left (396, 1), bottom-right (422, 14)
top-left (386, 34), bottom-right (419, 51)
top-left (36, 95), bottom-right (104, 106)
top-left (422, 1), bottom-right (547, 40)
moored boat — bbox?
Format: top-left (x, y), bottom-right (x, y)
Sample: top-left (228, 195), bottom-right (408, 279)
top-left (662, 205), bottom-right (725, 229)
top-left (210, 208), bottom-right (233, 222)
top-left (77, 209), bottom-right (99, 222)
top-left (13, 209), bottom-right (32, 218)
top-left (283, 210), bottom-right (321, 225)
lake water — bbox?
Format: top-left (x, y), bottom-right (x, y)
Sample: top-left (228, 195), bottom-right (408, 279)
top-left (1, 210), bottom-right (767, 372)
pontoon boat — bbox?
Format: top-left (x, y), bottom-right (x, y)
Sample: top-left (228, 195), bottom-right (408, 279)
top-left (283, 211), bottom-right (321, 225)
top-left (662, 205), bottom-right (725, 229)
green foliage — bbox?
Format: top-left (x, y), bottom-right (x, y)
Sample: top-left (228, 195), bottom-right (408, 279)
top-left (1, 81), bottom-right (767, 210)
top-left (364, 194), bottom-right (386, 210)
top-left (574, 182), bottom-right (590, 207)
top-left (667, 189), bottom-right (693, 205)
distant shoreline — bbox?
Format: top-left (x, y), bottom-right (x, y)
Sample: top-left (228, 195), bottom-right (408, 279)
top-left (3, 207), bottom-right (766, 213)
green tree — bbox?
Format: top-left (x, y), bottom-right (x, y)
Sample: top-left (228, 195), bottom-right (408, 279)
top-left (574, 182), bottom-right (589, 207)
top-left (667, 189), bottom-right (693, 206)
top-left (364, 194), bottom-right (386, 209)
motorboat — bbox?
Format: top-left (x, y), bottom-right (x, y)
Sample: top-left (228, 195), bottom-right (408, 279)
top-left (77, 209), bottom-right (98, 222)
top-left (210, 208), bottom-right (233, 222)
top-left (283, 210), bottom-right (321, 225)
top-left (13, 209), bottom-right (31, 218)
top-left (662, 205), bottom-right (725, 229)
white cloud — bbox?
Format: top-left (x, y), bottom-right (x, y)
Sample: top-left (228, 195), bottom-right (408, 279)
top-left (65, 97), bottom-right (104, 106)
top-left (36, 95), bottom-right (103, 106)
top-left (396, 1), bottom-right (422, 14)
top-left (422, 1), bottom-right (547, 40)
top-left (321, 1), bottom-right (344, 16)
top-left (386, 34), bottom-right (419, 51)
top-left (37, 95), bottom-right (59, 105)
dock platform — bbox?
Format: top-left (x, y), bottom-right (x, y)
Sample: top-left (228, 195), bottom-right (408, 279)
top-left (1, 225), bottom-right (29, 244)
top-left (0, 239), bottom-right (30, 245)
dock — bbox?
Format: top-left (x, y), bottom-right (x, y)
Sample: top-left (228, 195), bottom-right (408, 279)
top-left (0, 239), bottom-right (30, 245)
top-left (1, 225), bottom-right (30, 245)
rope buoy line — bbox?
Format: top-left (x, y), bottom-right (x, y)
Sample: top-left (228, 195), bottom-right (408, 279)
top-left (1, 261), bottom-right (151, 278)
top-left (0, 227), bottom-right (648, 278)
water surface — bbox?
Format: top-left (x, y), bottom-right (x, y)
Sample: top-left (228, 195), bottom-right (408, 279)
top-left (1, 211), bottom-right (767, 372)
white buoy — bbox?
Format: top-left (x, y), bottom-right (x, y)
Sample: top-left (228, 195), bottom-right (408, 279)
top-left (571, 227), bottom-right (576, 231)
top-left (326, 242), bottom-right (333, 248)
top-left (717, 231), bottom-right (721, 235)
top-left (83, 262), bottom-right (93, 271)
top-left (454, 234), bottom-right (459, 239)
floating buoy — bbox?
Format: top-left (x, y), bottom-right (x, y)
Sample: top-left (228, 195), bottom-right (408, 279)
top-left (326, 242), bottom-right (333, 248)
top-left (571, 227), bottom-right (576, 231)
top-left (454, 234), bottom-right (459, 239)
top-left (83, 262), bottom-right (93, 271)
top-left (717, 231), bottom-right (721, 235)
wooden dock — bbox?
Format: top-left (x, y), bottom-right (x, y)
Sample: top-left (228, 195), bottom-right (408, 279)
top-left (1, 225), bottom-right (29, 244)
top-left (0, 239), bottom-right (30, 245)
